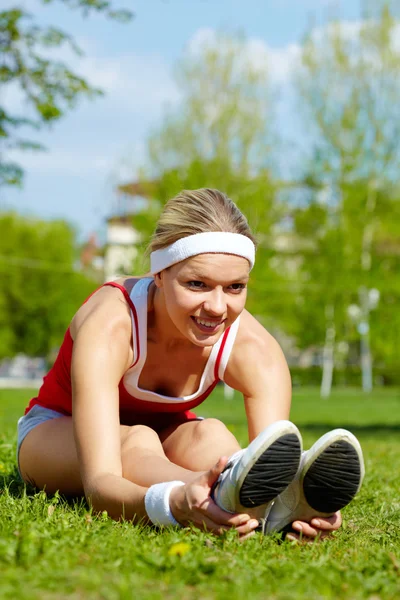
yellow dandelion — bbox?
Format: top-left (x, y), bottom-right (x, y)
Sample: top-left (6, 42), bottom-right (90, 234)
top-left (168, 542), bottom-right (191, 557)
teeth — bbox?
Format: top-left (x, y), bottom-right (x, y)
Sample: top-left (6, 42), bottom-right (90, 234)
top-left (196, 318), bottom-right (220, 328)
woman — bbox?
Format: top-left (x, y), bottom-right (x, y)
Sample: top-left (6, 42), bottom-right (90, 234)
top-left (17, 189), bottom-right (364, 541)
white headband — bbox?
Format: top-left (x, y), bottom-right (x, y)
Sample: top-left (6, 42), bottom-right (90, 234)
top-left (150, 232), bottom-right (255, 274)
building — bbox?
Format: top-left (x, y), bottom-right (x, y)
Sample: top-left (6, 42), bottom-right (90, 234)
top-left (103, 215), bottom-right (140, 282)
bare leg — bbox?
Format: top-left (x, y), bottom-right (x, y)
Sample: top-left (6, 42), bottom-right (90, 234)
top-left (19, 416), bottom-right (82, 494)
top-left (19, 417), bottom-right (203, 495)
top-left (160, 418), bottom-right (241, 471)
top-left (120, 424), bottom-right (201, 485)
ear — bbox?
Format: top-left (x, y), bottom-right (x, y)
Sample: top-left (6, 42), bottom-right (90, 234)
top-left (153, 271), bottom-right (164, 288)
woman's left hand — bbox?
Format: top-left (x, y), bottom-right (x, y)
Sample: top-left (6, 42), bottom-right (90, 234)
top-left (286, 511), bottom-right (342, 543)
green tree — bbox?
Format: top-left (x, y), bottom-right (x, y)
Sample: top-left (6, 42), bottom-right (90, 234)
top-left (293, 4), bottom-right (400, 392)
top-left (147, 32), bottom-right (274, 177)
top-left (133, 33), bottom-right (289, 326)
top-left (0, 213), bottom-right (98, 358)
top-left (1, 1), bottom-right (132, 187)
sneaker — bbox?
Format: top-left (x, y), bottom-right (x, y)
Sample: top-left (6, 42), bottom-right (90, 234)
top-left (260, 428), bottom-right (365, 534)
top-left (212, 420), bottom-right (302, 518)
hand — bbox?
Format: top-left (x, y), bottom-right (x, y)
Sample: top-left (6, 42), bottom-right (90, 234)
top-left (169, 457), bottom-right (260, 540)
top-left (286, 511), bottom-right (342, 543)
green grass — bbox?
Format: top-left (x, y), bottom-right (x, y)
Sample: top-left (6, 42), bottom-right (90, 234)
top-left (1, 386), bottom-right (400, 599)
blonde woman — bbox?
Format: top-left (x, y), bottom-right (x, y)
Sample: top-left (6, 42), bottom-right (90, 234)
top-left (17, 189), bottom-right (364, 541)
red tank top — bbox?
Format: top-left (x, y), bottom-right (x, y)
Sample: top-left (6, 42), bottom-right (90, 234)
top-left (25, 281), bottom-right (234, 428)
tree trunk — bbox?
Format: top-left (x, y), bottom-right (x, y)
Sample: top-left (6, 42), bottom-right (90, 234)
top-left (320, 304), bottom-right (336, 398)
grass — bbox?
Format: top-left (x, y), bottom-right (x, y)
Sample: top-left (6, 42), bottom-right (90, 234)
top-left (0, 386), bottom-right (400, 599)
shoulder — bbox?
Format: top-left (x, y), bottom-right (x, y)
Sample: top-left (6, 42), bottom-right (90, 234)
top-left (70, 277), bottom-right (142, 340)
top-left (224, 310), bottom-right (290, 394)
top-left (233, 310), bottom-right (283, 364)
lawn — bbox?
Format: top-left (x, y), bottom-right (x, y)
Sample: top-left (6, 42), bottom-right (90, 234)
top-left (0, 386), bottom-right (400, 600)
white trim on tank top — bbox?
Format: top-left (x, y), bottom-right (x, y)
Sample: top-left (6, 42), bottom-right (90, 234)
top-left (122, 277), bottom-right (240, 404)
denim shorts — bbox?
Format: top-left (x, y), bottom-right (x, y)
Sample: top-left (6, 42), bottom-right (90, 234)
top-left (17, 404), bottom-right (65, 475)
top-left (16, 405), bottom-right (203, 477)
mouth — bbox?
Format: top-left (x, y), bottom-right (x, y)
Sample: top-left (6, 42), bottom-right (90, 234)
top-left (191, 316), bottom-right (225, 334)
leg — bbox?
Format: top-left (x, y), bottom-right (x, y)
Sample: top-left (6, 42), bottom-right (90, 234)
top-left (19, 418), bottom-right (203, 495)
top-left (160, 418), bottom-right (241, 471)
top-left (19, 416), bottom-right (82, 494)
top-left (263, 428), bottom-right (365, 535)
top-left (120, 424), bottom-right (201, 485)
top-left (161, 418), bottom-right (303, 518)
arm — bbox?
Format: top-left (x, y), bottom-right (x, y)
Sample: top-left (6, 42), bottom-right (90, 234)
top-left (225, 311), bottom-right (342, 540)
top-left (70, 289), bottom-right (259, 537)
top-left (223, 310), bottom-right (292, 441)
top-left (71, 287), bottom-right (149, 521)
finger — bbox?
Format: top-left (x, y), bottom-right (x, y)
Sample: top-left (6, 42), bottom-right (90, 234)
top-left (292, 521), bottom-right (320, 538)
top-left (310, 511), bottom-right (342, 530)
top-left (235, 519), bottom-right (260, 536)
top-left (286, 533), bottom-right (316, 544)
top-left (204, 456), bottom-right (229, 489)
top-left (203, 497), bottom-right (252, 527)
top-left (239, 530), bottom-right (257, 542)
top-left (287, 530), bottom-right (331, 544)
top-left (188, 513), bottom-right (231, 534)
top-left (189, 511), bottom-right (257, 536)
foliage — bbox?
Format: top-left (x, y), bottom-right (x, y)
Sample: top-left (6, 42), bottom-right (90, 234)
top-left (147, 31), bottom-right (274, 176)
top-left (135, 33), bottom-right (291, 322)
top-left (0, 1), bottom-right (132, 187)
top-left (289, 5), bottom-right (400, 367)
top-left (289, 365), bottom-right (400, 387)
top-left (1, 386), bottom-right (400, 599)
top-left (0, 212), bottom-right (98, 359)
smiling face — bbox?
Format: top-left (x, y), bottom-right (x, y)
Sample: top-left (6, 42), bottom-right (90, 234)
top-left (154, 253), bottom-right (250, 347)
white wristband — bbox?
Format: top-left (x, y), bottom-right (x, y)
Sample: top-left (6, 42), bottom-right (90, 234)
top-left (144, 481), bottom-right (185, 527)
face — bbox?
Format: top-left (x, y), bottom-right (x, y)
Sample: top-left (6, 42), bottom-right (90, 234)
top-left (154, 253), bottom-right (250, 347)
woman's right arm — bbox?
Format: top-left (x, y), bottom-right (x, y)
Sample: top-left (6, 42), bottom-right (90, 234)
top-left (71, 288), bottom-right (148, 521)
top-left (70, 289), bottom-right (258, 537)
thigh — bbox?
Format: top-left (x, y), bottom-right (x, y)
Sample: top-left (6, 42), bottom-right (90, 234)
top-left (18, 419), bottom-right (163, 496)
top-left (160, 418), bottom-right (241, 471)
top-left (19, 416), bottom-right (82, 495)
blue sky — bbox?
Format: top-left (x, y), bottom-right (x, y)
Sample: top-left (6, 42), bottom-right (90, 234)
top-left (2, 0), bottom-right (363, 242)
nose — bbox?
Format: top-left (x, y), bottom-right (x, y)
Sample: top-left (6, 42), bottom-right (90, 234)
top-left (203, 288), bottom-right (226, 316)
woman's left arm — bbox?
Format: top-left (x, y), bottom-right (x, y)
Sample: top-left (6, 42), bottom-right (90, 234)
top-left (223, 311), bottom-right (292, 441)
top-left (224, 311), bottom-right (342, 540)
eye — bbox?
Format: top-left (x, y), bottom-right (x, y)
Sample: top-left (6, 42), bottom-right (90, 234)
top-left (187, 281), bottom-right (206, 289)
top-left (228, 283), bottom-right (246, 293)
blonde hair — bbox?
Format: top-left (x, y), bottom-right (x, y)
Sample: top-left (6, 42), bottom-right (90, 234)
top-left (147, 188), bottom-right (257, 254)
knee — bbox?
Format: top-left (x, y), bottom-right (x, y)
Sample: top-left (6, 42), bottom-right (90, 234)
top-left (121, 424), bottom-right (162, 452)
top-left (192, 418), bottom-right (234, 443)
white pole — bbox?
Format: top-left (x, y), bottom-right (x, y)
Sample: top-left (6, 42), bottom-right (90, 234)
top-left (224, 384), bottom-right (235, 400)
top-left (320, 304), bottom-right (335, 399)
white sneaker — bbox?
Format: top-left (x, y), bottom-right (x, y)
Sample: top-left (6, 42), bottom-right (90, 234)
top-left (260, 428), bottom-right (365, 534)
top-left (212, 420), bottom-right (302, 518)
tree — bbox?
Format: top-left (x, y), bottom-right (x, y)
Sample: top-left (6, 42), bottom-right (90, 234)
top-left (293, 3), bottom-right (400, 393)
top-left (132, 33), bottom-right (291, 325)
top-left (147, 32), bottom-right (274, 177)
top-left (0, 212), bottom-right (98, 359)
top-left (0, 1), bottom-right (132, 187)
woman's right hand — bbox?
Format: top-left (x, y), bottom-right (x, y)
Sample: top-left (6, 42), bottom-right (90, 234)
top-left (169, 457), bottom-right (260, 539)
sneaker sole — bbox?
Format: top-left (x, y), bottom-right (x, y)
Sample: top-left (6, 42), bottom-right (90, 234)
top-left (303, 435), bottom-right (364, 514)
top-left (239, 431), bottom-right (302, 508)
top-left (260, 429), bottom-right (365, 535)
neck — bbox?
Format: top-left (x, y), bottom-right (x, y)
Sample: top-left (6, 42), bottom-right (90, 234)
top-left (149, 285), bottom-right (193, 349)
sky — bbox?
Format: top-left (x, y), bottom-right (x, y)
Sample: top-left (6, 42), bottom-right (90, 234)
top-left (2, 0), bottom-right (364, 243)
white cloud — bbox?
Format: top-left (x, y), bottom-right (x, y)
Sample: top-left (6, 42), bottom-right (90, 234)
top-left (8, 148), bottom-right (113, 176)
top-left (187, 27), bottom-right (301, 85)
top-left (391, 23), bottom-right (400, 52)
top-left (9, 139), bottom-right (147, 179)
top-left (9, 15), bottom-right (400, 181)
top-left (2, 36), bottom-right (179, 177)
